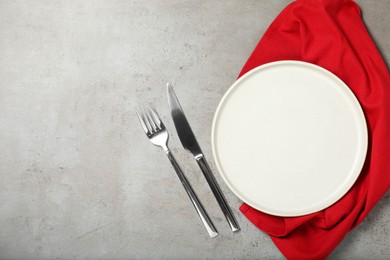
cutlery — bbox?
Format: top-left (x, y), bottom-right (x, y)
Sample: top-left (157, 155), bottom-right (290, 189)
top-left (135, 105), bottom-right (219, 238)
top-left (166, 83), bottom-right (240, 232)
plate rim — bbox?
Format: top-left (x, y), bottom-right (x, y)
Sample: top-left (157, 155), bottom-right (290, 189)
top-left (211, 60), bottom-right (368, 217)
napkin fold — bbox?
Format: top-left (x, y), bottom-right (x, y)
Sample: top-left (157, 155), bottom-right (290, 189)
top-left (238, 0), bottom-right (390, 259)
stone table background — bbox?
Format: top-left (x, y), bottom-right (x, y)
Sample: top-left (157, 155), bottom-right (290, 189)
top-left (0, 0), bottom-right (389, 259)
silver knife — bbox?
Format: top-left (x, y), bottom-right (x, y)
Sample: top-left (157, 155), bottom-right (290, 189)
top-left (166, 82), bottom-right (240, 232)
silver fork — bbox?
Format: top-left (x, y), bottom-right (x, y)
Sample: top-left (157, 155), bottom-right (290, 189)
top-left (135, 106), bottom-right (219, 238)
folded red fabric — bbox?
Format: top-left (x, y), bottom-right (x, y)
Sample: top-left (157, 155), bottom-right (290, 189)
top-left (238, 0), bottom-right (390, 259)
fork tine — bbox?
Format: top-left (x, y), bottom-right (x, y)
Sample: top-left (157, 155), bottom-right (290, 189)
top-left (144, 106), bottom-right (158, 132)
top-left (139, 107), bottom-right (154, 134)
top-left (147, 107), bottom-right (163, 130)
top-left (135, 107), bottom-right (150, 134)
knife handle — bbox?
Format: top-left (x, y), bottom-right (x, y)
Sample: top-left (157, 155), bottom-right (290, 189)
top-left (196, 155), bottom-right (240, 232)
top-left (165, 149), bottom-right (219, 238)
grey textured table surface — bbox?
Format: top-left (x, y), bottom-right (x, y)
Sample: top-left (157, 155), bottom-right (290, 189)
top-left (0, 1), bottom-right (389, 259)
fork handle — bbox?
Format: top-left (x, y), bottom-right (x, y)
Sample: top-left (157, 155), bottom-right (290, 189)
top-left (196, 155), bottom-right (240, 232)
top-left (165, 149), bottom-right (219, 238)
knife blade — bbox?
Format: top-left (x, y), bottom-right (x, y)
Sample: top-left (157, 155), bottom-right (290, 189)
top-left (166, 82), bottom-right (240, 232)
top-left (166, 84), bottom-right (202, 157)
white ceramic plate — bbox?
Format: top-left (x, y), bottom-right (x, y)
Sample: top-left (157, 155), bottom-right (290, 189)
top-left (211, 60), bottom-right (367, 217)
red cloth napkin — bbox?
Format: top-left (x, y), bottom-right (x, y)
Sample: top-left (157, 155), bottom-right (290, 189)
top-left (238, 0), bottom-right (390, 259)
